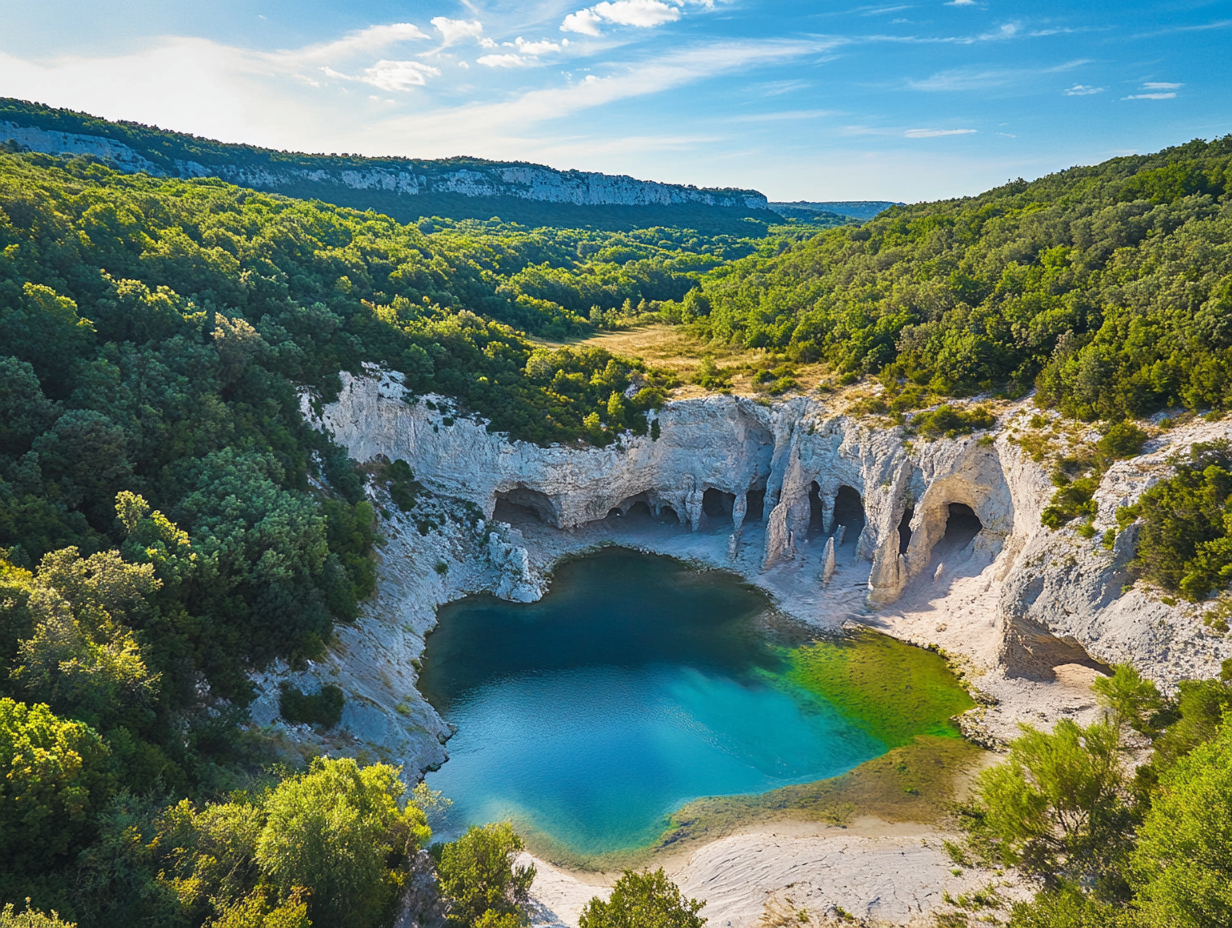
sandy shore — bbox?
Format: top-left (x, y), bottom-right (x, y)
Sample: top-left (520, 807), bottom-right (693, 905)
top-left (521, 816), bottom-right (1024, 928)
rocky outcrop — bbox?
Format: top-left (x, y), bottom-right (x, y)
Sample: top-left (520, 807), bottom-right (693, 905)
top-left (305, 369), bottom-right (1232, 697)
top-left (0, 120), bottom-right (768, 210)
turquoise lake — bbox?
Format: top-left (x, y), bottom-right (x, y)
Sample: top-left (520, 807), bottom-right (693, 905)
top-left (420, 548), bottom-right (888, 856)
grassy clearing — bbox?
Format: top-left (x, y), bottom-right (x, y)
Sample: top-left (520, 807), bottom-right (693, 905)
top-left (534, 323), bottom-right (832, 400)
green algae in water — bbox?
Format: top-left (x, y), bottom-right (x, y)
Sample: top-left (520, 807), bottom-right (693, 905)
top-left (776, 630), bottom-right (977, 747)
top-left (420, 548), bottom-right (977, 861)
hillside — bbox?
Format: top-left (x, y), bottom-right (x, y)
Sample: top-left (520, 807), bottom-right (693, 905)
top-left (0, 98), bottom-right (776, 233)
top-left (3, 129), bottom-right (1232, 928)
top-left (678, 137), bottom-right (1232, 423)
top-left (769, 200), bottom-right (901, 221)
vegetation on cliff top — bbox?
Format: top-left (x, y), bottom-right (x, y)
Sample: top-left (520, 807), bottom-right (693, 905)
top-left (665, 136), bottom-right (1232, 422)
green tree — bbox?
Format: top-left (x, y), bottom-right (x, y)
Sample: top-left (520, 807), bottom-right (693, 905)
top-left (0, 902), bottom-right (76, 928)
top-left (964, 719), bottom-right (1132, 888)
top-left (1130, 714), bottom-right (1232, 928)
top-left (255, 757), bottom-right (430, 928)
top-left (579, 869), bottom-right (706, 928)
top-left (0, 698), bottom-right (111, 874)
top-left (11, 548), bottom-right (160, 728)
top-left (1092, 664), bottom-right (1166, 737)
top-left (434, 822), bottom-right (536, 928)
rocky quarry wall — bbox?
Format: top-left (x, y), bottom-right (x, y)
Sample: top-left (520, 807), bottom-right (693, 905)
top-left (268, 368), bottom-right (1232, 772)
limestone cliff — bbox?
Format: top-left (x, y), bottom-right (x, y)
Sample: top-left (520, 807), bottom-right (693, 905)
top-left (268, 368), bottom-right (1232, 775)
top-left (0, 119), bottom-right (768, 211)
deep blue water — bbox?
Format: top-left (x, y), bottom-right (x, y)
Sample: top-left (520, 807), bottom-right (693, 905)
top-left (420, 548), bottom-right (886, 856)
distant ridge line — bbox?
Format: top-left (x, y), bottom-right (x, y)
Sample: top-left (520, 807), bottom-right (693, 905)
top-left (0, 98), bottom-right (778, 231)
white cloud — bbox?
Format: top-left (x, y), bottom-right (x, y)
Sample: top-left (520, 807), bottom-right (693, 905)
top-left (1064, 84), bottom-right (1103, 95)
top-left (391, 37), bottom-right (837, 152)
top-left (510, 37), bottom-right (562, 55)
top-left (478, 53), bottom-right (527, 67)
top-left (431, 17), bottom-right (485, 47)
top-left (947, 0), bottom-right (977, 5)
top-left (1123, 81), bottom-right (1182, 100)
top-left (909, 68), bottom-right (1016, 91)
top-left (480, 38), bottom-right (498, 48)
top-left (594, 0), bottom-right (682, 27)
top-left (276, 23), bottom-right (429, 65)
top-left (562, 0), bottom-right (684, 35)
top-left (357, 60), bottom-right (440, 90)
top-left (905, 128), bottom-right (977, 137)
top-left (561, 10), bottom-right (605, 35)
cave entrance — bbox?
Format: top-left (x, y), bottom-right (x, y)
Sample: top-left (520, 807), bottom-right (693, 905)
top-left (938, 503), bottom-right (983, 555)
top-left (659, 505), bottom-right (680, 525)
top-left (897, 507), bottom-right (914, 555)
top-left (702, 488), bottom-right (736, 528)
top-left (745, 488), bottom-right (766, 523)
top-left (833, 485), bottom-right (865, 542)
top-left (807, 481), bottom-right (825, 538)
top-left (494, 486), bottom-right (557, 525)
top-left (627, 501), bottom-right (653, 518)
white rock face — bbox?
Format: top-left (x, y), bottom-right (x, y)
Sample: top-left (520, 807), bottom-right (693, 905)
top-left (283, 370), bottom-right (1232, 927)
top-left (1, 121), bottom-right (768, 210)
top-left (488, 524), bottom-right (547, 603)
top-left (306, 369), bottom-right (1232, 700)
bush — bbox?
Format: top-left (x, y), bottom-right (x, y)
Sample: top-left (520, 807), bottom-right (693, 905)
top-left (256, 757), bottom-right (430, 928)
top-left (1131, 714), bottom-right (1232, 928)
top-left (433, 822), bottom-right (536, 928)
top-left (278, 683), bottom-right (345, 729)
top-left (909, 404), bottom-right (996, 440)
top-left (1129, 441), bottom-right (1232, 599)
top-left (0, 904), bottom-right (76, 928)
top-left (579, 869), bottom-right (706, 928)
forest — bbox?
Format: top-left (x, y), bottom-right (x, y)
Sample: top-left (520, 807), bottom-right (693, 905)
top-left (1, 126), bottom-right (1232, 927)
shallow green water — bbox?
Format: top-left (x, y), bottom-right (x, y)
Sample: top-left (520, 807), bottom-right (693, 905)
top-left (420, 547), bottom-right (970, 857)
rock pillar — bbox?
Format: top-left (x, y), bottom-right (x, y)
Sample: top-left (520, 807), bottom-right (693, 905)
top-left (821, 493), bottom-right (836, 534)
top-left (821, 536), bottom-right (836, 587)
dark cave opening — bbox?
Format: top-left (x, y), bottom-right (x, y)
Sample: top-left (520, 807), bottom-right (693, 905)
top-left (494, 486), bottom-right (557, 525)
top-left (833, 485), bottom-right (865, 541)
top-left (745, 488), bottom-right (766, 523)
top-left (942, 503), bottom-right (983, 551)
top-left (897, 507), bottom-right (914, 555)
top-left (702, 488), bottom-right (736, 523)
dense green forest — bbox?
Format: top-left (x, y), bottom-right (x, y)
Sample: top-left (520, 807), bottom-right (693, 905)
top-left (4, 116), bottom-right (1232, 927)
top-left (670, 136), bottom-right (1232, 421)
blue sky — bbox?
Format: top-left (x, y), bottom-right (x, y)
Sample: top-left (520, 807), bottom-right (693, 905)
top-left (0, 1), bottom-right (1228, 201)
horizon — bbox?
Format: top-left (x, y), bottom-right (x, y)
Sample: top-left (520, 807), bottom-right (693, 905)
top-left (1, 2), bottom-right (1230, 203)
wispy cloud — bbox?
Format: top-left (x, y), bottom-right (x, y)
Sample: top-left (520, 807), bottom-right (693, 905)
top-left (274, 23), bottom-right (429, 66)
top-left (908, 68), bottom-right (1017, 91)
top-left (1064, 84), bottom-right (1103, 95)
top-left (324, 60), bottom-right (441, 91)
top-left (905, 127), bottom-right (977, 137)
top-left (431, 18), bottom-right (485, 48)
top-left (1123, 81), bottom-right (1182, 100)
top-left (731, 109), bottom-right (838, 122)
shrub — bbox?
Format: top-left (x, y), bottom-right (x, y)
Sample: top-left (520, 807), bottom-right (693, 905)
top-left (579, 869), bottom-right (706, 928)
top-left (277, 683), bottom-right (345, 729)
top-left (433, 822), bottom-right (536, 928)
top-left (910, 405), bottom-right (997, 440)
